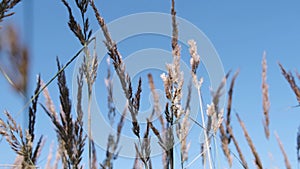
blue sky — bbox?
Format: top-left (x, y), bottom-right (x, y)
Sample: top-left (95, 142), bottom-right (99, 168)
top-left (1, 0), bottom-right (300, 168)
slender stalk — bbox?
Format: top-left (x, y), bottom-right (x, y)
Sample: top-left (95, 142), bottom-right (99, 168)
top-left (88, 94), bottom-right (92, 169)
top-left (275, 131), bottom-right (291, 169)
top-left (83, 42), bottom-right (92, 169)
top-left (213, 134), bottom-right (221, 169)
top-left (236, 113), bottom-right (263, 169)
top-left (197, 87), bottom-right (212, 169)
top-left (15, 37), bottom-right (95, 119)
top-left (82, 41), bottom-right (98, 169)
top-left (170, 139), bottom-right (174, 169)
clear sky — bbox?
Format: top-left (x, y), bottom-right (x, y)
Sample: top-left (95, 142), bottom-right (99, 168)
top-left (1, 0), bottom-right (300, 169)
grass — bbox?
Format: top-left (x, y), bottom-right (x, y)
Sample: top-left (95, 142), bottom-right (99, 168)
top-left (0, 0), bottom-right (298, 168)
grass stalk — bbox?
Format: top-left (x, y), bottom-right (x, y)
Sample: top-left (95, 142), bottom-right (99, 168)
top-left (236, 113), bottom-right (263, 169)
top-left (262, 52), bottom-right (270, 139)
top-left (274, 131), bottom-right (291, 169)
top-left (197, 86), bottom-right (212, 169)
top-left (278, 62), bottom-right (300, 105)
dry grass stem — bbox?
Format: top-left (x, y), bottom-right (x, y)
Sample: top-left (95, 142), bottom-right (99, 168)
top-left (0, 26), bottom-right (29, 97)
top-left (134, 120), bottom-right (151, 169)
top-left (89, 0), bottom-right (120, 66)
top-left (227, 125), bottom-right (248, 168)
top-left (176, 109), bottom-right (191, 168)
top-left (1, 1), bottom-right (299, 169)
top-left (0, 76), bottom-right (43, 168)
top-left (61, 0), bottom-right (92, 45)
top-left (226, 70), bottom-right (239, 137)
top-left (45, 142), bottom-right (60, 169)
top-left (133, 148), bottom-right (142, 169)
top-left (91, 141), bottom-right (97, 169)
top-left (201, 72), bottom-right (229, 168)
top-left (219, 124), bottom-right (232, 167)
top-left (219, 70), bottom-right (244, 168)
top-left (171, 0), bottom-right (178, 53)
top-left (0, 0), bottom-right (21, 23)
top-left (188, 40), bottom-right (200, 74)
top-left (101, 104), bottom-right (127, 169)
top-left (105, 58), bottom-right (116, 125)
top-left (41, 59), bottom-right (86, 169)
top-left (61, 0), bottom-right (98, 166)
top-left (207, 71), bottom-right (230, 140)
top-left (90, 0), bottom-right (142, 139)
top-left (296, 70), bottom-right (300, 81)
top-left (80, 35), bottom-right (98, 169)
top-left (262, 53), bottom-right (270, 139)
top-left (278, 62), bottom-right (300, 105)
top-left (147, 74), bottom-right (164, 126)
top-left (274, 132), bottom-right (291, 169)
top-left (236, 113), bottom-right (263, 169)
top-left (158, 1), bottom-right (187, 168)
top-left (212, 71), bottom-right (230, 112)
top-left (297, 127), bottom-right (300, 163)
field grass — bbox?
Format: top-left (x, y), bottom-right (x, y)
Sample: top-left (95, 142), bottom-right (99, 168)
top-left (0, 0), bottom-right (299, 169)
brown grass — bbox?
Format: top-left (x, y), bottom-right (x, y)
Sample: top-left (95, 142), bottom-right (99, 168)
top-left (0, 0), bottom-right (21, 24)
top-left (90, 0), bottom-right (142, 140)
top-left (226, 70), bottom-right (239, 135)
top-left (61, 1), bottom-right (95, 167)
top-left (296, 70), bottom-right (300, 81)
top-left (0, 76), bottom-right (43, 168)
top-left (236, 113), bottom-right (263, 169)
top-left (297, 127), bottom-right (300, 163)
top-left (100, 104), bottom-right (127, 169)
top-left (41, 59), bottom-right (86, 168)
top-left (227, 125), bottom-right (248, 169)
top-left (220, 70), bottom-right (249, 169)
top-left (262, 52), bottom-right (270, 139)
top-left (1, 0), bottom-right (299, 169)
top-left (274, 132), bottom-right (291, 169)
top-left (0, 26), bottom-right (29, 97)
top-left (278, 62), bottom-right (300, 105)
top-left (219, 70), bottom-right (239, 167)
